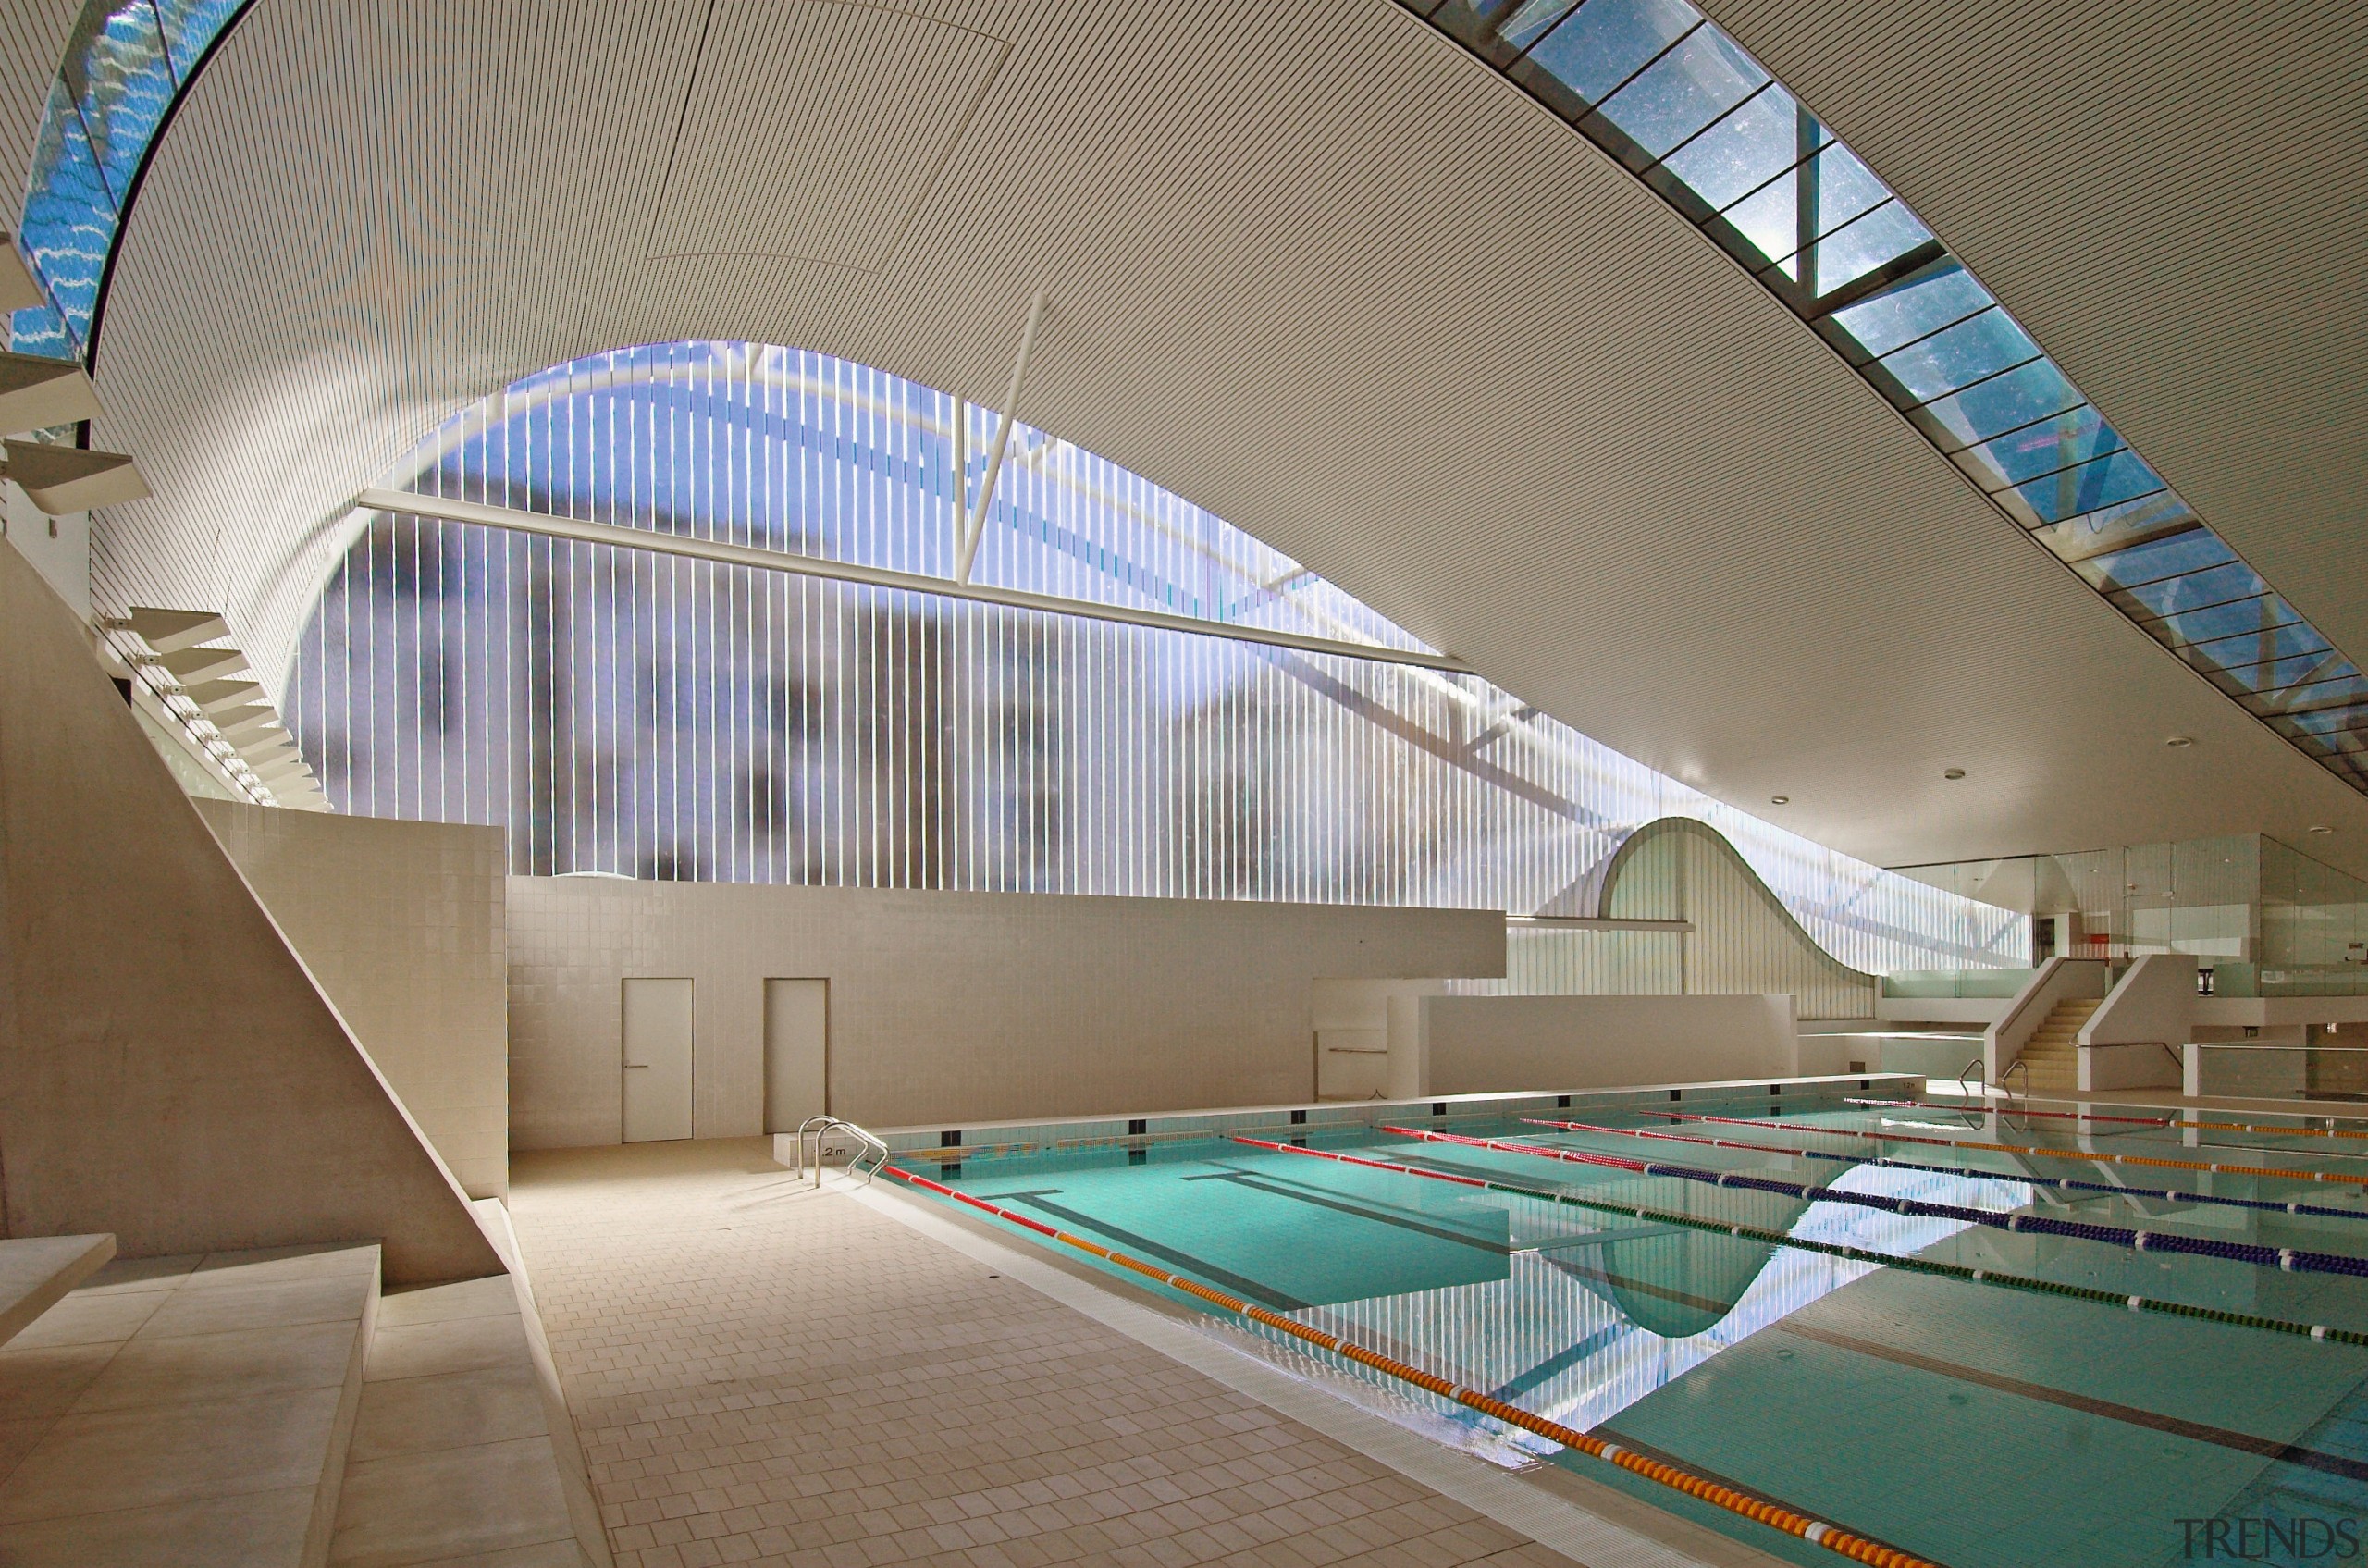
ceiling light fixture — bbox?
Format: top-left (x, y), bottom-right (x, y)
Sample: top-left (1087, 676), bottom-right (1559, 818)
top-left (1942, 768), bottom-right (1967, 781)
top-left (2312, 825), bottom-right (2335, 835)
top-left (2166, 735), bottom-right (2193, 747)
top-left (1770, 795), bottom-right (1789, 805)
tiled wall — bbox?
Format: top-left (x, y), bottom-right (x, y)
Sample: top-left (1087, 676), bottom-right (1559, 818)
top-left (504, 878), bottom-right (1506, 1147)
top-left (196, 801), bottom-right (510, 1198)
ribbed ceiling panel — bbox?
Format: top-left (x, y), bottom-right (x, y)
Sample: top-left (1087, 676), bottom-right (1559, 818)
top-left (0, 0), bottom-right (77, 203)
top-left (70, 0), bottom-right (2368, 872)
top-left (1699, 0), bottom-right (2368, 678)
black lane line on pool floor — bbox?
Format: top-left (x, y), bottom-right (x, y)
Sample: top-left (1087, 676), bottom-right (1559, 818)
top-left (968, 1189), bottom-right (1312, 1311)
top-left (1775, 1320), bottom-right (2368, 1485)
top-left (1180, 1168), bottom-right (1510, 1253)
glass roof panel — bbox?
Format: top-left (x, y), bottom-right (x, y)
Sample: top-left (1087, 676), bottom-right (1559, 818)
top-left (2007, 448), bottom-right (2165, 526)
top-left (2183, 623), bottom-right (2333, 680)
top-left (1805, 201), bottom-right (1934, 297)
top-left (1827, 263), bottom-right (1992, 358)
top-left (63, 1), bottom-right (172, 203)
top-left (2152, 593), bottom-right (2302, 650)
top-left (1913, 359), bottom-right (2082, 448)
top-left (1949, 404), bottom-right (2123, 490)
top-left (2263, 674), bottom-right (2368, 718)
top-left (2113, 560), bottom-right (2265, 623)
top-left (1657, 80), bottom-right (1812, 210)
top-left (1515, 0), bottom-right (1698, 109)
top-left (1877, 308), bottom-right (2042, 402)
top-left (2070, 527), bottom-right (2232, 592)
top-left (1597, 26), bottom-right (1768, 157)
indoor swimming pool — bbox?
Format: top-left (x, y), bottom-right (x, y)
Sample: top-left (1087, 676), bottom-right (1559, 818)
top-left (885, 1088), bottom-right (2368, 1568)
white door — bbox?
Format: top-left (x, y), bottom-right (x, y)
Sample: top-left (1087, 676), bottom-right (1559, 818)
top-left (622, 978), bottom-right (695, 1142)
top-left (764, 978), bottom-right (829, 1133)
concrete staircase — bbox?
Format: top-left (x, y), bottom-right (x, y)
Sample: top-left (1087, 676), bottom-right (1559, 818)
top-left (0, 1241), bottom-right (379, 1566)
top-left (2008, 997), bottom-right (2099, 1094)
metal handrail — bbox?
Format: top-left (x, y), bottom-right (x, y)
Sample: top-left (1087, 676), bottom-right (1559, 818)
top-left (795, 1116), bottom-right (892, 1187)
top-left (1958, 1054), bottom-right (1987, 1094)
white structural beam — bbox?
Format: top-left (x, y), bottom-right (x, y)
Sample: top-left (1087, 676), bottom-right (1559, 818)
top-left (956, 292), bottom-right (1045, 584)
top-left (352, 488), bottom-right (1473, 674)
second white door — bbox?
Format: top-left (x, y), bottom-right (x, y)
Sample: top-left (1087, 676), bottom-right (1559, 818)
top-left (764, 978), bottom-right (829, 1133)
top-left (622, 977), bottom-right (695, 1142)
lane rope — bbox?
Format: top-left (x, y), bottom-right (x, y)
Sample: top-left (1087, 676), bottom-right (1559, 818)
top-left (1361, 1126), bottom-right (2368, 1346)
top-left (882, 1159), bottom-right (1948, 1568)
top-left (1628, 1108), bottom-right (2368, 1188)
top-left (1510, 1118), bottom-right (2368, 1275)
top-left (1502, 1117), bottom-right (2368, 1225)
top-left (1849, 1096), bottom-right (2368, 1143)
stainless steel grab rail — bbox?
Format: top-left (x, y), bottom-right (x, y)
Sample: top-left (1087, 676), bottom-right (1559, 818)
top-left (794, 1116), bottom-right (891, 1187)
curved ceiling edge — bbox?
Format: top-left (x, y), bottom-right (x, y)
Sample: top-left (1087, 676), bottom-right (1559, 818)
top-left (9, 0), bottom-right (252, 365)
top-left (1400, 0), bottom-right (2368, 799)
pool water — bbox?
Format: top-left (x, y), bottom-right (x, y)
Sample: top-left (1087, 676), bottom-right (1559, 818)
top-left (896, 1094), bottom-right (2368, 1568)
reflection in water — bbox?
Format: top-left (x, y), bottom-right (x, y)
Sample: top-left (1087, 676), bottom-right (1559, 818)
top-left (1198, 1163), bottom-right (2032, 1468)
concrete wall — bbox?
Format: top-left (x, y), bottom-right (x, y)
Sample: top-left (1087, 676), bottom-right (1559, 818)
top-left (0, 542), bottom-right (500, 1284)
top-left (1423, 994), bottom-right (1799, 1095)
top-left (505, 877), bottom-right (1504, 1145)
top-left (195, 802), bottom-right (510, 1199)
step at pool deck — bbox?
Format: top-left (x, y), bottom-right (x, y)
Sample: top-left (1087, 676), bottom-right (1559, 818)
top-left (0, 1241), bottom-right (379, 1566)
top-left (0, 1235), bottom-right (116, 1349)
top-left (327, 1271), bottom-right (591, 1568)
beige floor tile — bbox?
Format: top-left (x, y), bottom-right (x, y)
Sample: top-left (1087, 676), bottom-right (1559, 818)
top-left (0, 1385), bottom-right (341, 1521)
top-left (0, 1341), bottom-right (118, 1418)
top-left (351, 1366), bottom-right (549, 1463)
top-left (0, 1416), bottom-right (55, 1488)
top-left (76, 1254), bottom-right (204, 1295)
top-left (0, 1482), bottom-right (316, 1566)
top-left (377, 1275), bottom-right (521, 1328)
top-left (331, 1435), bottom-right (575, 1567)
top-left (191, 1243), bottom-right (382, 1286)
top-left (5, 1289), bottom-right (164, 1350)
top-left (507, 1142), bottom-right (1583, 1568)
top-left (406, 1545), bottom-right (588, 1568)
top-left (72, 1317), bottom-right (359, 1412)
top-left (137, 1272), bottom-right (371, 1339)
top-left (367, 1313), bottom-right (532, 1383)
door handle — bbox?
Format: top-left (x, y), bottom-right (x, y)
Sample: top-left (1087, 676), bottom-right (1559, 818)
top-left (623, 1062), bottom-right (651, 1069)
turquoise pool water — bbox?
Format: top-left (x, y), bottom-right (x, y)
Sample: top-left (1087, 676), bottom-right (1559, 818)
top-left (898, 1093), bottom-right (2368, 1568)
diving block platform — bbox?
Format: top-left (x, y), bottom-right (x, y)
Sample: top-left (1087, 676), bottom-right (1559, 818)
top-left (0, 1234), bottom-right (114, 1350)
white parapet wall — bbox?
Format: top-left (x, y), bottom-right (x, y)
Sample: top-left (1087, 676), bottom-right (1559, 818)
top-left (2078, 953), bottom-right (2195, 1091)
top-left (1421, 993), bottom-right (1800, 1096)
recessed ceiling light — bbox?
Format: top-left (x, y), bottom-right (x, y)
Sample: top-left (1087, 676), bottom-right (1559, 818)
top-left (2166, 735), bottom-right (2193, 747)
top-left (1770, 795), bottom-right (1789, 805)
top-left (2311, 824), bottom-right (2335, 834)
top-left (1942, 768), bottom-right (1967, 781)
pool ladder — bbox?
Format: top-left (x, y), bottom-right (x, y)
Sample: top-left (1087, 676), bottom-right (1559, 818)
top-left (793, 1116), bottom-right (891, 1188)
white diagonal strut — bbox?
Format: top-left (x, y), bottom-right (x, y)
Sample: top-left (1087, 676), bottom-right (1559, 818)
top-left (957, 291), bottom-right (1045, 584)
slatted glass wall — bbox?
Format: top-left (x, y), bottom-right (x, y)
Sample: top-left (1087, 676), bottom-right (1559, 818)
top-left (283, 342), bottom-right (2027, 974)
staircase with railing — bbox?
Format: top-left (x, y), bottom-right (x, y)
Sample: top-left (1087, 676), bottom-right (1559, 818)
top-left (2010, 999), bottom-right (2101, 1094)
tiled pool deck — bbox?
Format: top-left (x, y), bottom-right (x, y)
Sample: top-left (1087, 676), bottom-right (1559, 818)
top-left (511, 1138), bottom-right (1752, 1568)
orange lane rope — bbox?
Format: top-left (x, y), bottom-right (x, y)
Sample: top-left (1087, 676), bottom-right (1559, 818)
top-left (882, 1162), bottom-right (1946, 1568)
top-left (1633, 1109), bottom-right (2368, 1187)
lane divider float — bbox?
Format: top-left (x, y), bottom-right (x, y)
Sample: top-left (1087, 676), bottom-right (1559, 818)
top-left (882, 1159), bottom-right (1946, 1568)
top-left (1622, 1108), bottom-right (2368, 1187)
top-left (1507, 1117), bottom-right (2368, 1225)
top-left (1849, 1096), bottom-right (2368, 1143)
top-left (1407, 1123), bottom-right (2368, 1278)
top-left (1355, 1126), bottom-right (2368, 1344)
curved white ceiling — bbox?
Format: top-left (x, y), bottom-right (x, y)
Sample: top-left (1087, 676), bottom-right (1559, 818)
top-left (41, 0), bottom-right (2368, 874)
top-left (1701, 0), bottom-right (2368, 686)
